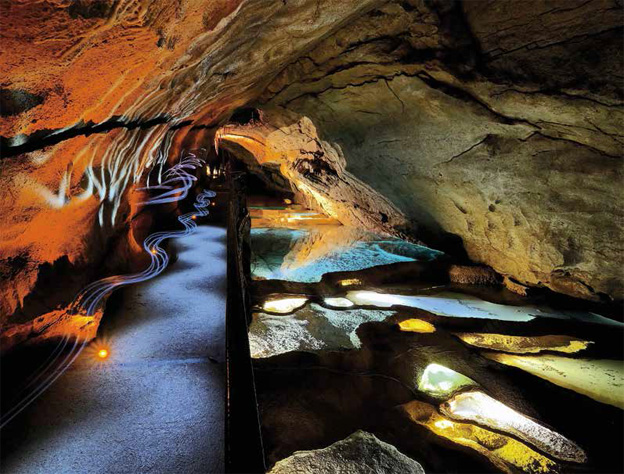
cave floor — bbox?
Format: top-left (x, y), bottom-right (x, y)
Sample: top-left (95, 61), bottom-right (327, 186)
top-left (1, 224), bottom-right (227, 474)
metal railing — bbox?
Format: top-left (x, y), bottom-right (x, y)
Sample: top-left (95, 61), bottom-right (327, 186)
top-left (225, 171), bottom-right (266, 473)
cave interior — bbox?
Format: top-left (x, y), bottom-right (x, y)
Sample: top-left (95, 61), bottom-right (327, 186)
top-left (0, 1), bottom-right (623, 473)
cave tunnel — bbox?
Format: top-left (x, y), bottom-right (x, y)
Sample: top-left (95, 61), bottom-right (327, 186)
top-left (0, 1), bottom-right (623, 473)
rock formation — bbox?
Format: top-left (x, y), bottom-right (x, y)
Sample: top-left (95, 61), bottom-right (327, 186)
top-left (1, 0), bottom-right (622, 349)
top-left (268, 430), bottom-right (426, 474)
top-left (253, 0), bottom-right (624, 302)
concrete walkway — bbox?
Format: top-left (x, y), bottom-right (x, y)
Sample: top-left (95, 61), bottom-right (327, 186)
top-left (1, 224), bottom-right (227, 473)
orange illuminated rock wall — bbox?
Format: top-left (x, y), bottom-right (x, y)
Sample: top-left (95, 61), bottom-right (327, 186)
top-left (0, 0), bottom-right (386, 349)
top-left (215, 108), bottom-right (411, 237)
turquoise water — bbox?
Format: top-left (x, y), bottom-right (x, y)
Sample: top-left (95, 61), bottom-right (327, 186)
top-left (250, 227), bottom-right (443, 282)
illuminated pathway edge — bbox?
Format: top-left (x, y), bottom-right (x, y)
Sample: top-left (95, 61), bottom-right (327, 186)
top-left (1, 154), bottom-right (214, 429)
top-left (0, 213), bottom-right (227, 473)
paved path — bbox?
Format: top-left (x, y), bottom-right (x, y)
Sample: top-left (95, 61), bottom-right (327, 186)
top-left (1, 224), bottom-right (227, 473)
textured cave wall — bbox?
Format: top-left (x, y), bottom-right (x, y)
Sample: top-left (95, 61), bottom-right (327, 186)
top-left (255, 0), bottom-right (624, 302)
top-left (0, 0), bottom-right (387, 346)
top-left (0, 0), bottom-right (622, 348)
top-left (215, 108), bottom-right (412, 237)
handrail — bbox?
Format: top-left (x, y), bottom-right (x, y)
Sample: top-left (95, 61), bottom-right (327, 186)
top-left (225, 171), bottom-right (266, 473)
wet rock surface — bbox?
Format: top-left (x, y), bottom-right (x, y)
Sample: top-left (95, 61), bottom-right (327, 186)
top-left (249, 201), bottom-right (623, 473)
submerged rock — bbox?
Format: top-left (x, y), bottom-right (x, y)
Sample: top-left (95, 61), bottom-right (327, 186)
top-left (249, 303), bottom-right (395, 358)
top-left (484, 353), bottom-right (624, 410)
top-left (268, 430), bottom-right (425, 474)
top-left (401, 400), bottom-right (559, 474)
top-left (441, 390), bottom-right (587, 464)
top-left (455, 333), bottom-right (592, 355)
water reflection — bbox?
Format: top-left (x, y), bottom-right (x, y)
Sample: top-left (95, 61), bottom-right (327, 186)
top-left (346, 290), bottom-right (622, 326)
top-left (251, 226), bottom-right (442, 282)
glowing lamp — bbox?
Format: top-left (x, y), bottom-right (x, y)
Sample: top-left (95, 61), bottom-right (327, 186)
top-left (191, 215), bottom-right (197, 220)
top-left (97, 349), bottom-right (109, 359)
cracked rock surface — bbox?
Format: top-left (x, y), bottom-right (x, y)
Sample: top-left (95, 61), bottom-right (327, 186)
top-left (256, 0), bottom-right (623, 301)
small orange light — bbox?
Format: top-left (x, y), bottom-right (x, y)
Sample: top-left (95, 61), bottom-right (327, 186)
top-left (191, 215), bottom-right (197, 220)
top-left (151, 248), bottom-right (157, 254)
top-left (86, 338), bottom-right (112, 364)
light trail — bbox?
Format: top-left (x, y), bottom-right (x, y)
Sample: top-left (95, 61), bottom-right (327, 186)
top-left (1, 153), bottom-right (215, 429)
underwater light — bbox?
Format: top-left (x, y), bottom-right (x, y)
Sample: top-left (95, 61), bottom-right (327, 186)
top-left (398, 319), bottom-right (436, 333)
top-left (337, 278), bottom-right (361, 287)
top-left (262, 297), bottom-right (308, 314)
top-left (455, 333), bottom-right (591, 354)
top-left (418, 363), bottom-right (477, 399)
top-left (323, 297), bottom-right (354, 308)
top-left (484, 353), bottom-right (624, 409)
top-left (441, 391), bottom-right (587, 463)
top-left (346, 290), bottom-right (405, 307)
top-left (434, 419), bottom-right (454, 429)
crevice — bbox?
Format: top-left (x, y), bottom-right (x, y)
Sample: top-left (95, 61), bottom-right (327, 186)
top-left (485, 25), bottom-right (623, 59)
top-left (1, 115), bottom-right (174, 159)
top-left (384, 79), bottom-right (406, 113)
top-left (489, 87), bottom-right (624, 108)
top-left (437, 135), bottom-right (490, 166)
top-left (519, 131), bottom-right (620, 158)
top-left (263, 35), bottom-right (438, 104)
top-left (415, 71), bottom-right (538, 128)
